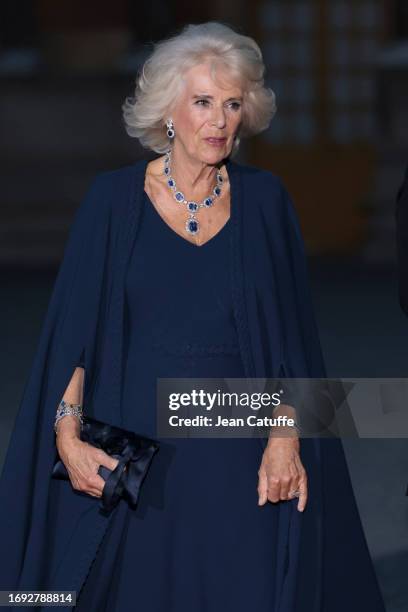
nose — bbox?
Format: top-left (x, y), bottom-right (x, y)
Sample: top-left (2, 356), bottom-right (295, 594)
top-left (211, 105), bottom-right (226, 129)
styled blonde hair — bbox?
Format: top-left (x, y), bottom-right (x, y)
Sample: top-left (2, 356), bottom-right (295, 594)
top-left (122, 21), bottom-right (276, 156)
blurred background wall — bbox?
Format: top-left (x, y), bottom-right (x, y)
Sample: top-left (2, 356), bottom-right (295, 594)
top-left (1, 1), bottom-right (408, 610)
top-left (1, 0), bottom-right (408, 263)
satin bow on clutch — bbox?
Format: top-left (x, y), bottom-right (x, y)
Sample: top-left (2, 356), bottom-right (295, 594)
top-left (52, 415), bottom-right (160, 513)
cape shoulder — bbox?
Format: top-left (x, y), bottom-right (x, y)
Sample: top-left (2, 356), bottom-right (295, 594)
top-left (232, 161), bottom-right (299, 224)
top-left (0, 163), bottom-right (141, 589)
top-left (235, 160), bottom-right (325, 378)
top-left (234, 160), bottom-right (307, 259)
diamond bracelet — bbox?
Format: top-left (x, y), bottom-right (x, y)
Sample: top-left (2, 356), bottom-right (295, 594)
top-left (54, 399), bottom-right (84, 434)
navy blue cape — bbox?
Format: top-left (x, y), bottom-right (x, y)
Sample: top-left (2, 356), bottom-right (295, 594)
top-left (0, 157), bottom-right (385, 611)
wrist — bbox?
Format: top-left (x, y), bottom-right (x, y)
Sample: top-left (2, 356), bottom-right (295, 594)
top-left (267, 426), bottom-right (300, 447)
top-left (56, 430), bottom-right (82, 461)
top-left (269, 411), bottom-right (301, 439)
top-left (55, 415), bottom-right (81, 440)
top-left (55, 399), bottom-right (83, 434)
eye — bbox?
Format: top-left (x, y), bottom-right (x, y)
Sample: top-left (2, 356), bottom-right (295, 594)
top-left (228, 101), bottom-right (241, 111)
top-left (195, 99), bottom-right (210, 107)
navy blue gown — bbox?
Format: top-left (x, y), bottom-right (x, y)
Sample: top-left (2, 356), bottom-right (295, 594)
top-left (74, 191), bottom-right (299, 611)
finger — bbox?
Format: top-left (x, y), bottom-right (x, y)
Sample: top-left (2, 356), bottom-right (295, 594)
top-left (292, 454), bottom-right (308, 511)
top-left (288, 465), bottom-right (301, 500)
top-left (285, 460), bottom-right (300, 497)
top-left (84, 481), bottom-right (104, 497)
top-left (73, 470), bottom-right (106, 497)
top-left (266, 476), bottom-right (281, 503)
top-left (286, 479), bottom-right (300, 500)
top-left (287, 480), bottom-right (300, 497)
top-left (88, 473), bottom-right (107, 492)
top-left (279, 476), bottom-right (294, 500)
top-left (70, 477), bottom-right (102, 498)
top-left (257, 468), bottom-right (268, 505)
top-left (96, 451), bottom-right (120, 471)
top-left (87, 490), bottom-right (102, 498)
top-left (297, 475), bottom-right (308, 512)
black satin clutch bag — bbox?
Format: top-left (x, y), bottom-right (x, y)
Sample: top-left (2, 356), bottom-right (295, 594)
top-left (52, 415), bottom-right (159, 513)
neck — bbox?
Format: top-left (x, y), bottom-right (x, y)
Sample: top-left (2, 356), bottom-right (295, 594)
top-left (168, 143), bottom-right (222, 198)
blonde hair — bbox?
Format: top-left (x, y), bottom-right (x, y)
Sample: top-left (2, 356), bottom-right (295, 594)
top-left (122, 21), bottom-right (276, 156)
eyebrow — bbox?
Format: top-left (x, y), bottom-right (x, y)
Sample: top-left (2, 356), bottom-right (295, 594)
top-left (192, 94), bottom-right (243, 101)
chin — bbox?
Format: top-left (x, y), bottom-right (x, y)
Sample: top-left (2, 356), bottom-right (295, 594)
top-left (201, 149), bottom-right (229, 165)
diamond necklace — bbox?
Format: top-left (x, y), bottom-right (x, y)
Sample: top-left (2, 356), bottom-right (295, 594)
top-left (163, 149), bottom-right (223, 235)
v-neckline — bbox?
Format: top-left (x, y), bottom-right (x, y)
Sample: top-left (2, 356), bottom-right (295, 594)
top-left (143, 157), bottom-right (233, 249)
top-left (144, 190), bottom-right (230, 248)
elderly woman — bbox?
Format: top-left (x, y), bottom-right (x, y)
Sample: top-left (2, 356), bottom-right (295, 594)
top-left (0, 22), bottom-right (385, 612)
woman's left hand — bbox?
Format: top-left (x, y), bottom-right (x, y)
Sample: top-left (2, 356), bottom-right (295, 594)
top-left (257, 435), bottom-right (307, 512)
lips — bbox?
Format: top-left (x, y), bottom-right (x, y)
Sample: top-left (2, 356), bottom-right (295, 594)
top-left (205, 137), bottom-right (227, 145)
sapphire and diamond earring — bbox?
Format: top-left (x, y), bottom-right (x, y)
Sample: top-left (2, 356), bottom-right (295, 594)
top-left (166, 118), bottom-right (175, 139)
top-left (163, 148), bottom-right (223, 236)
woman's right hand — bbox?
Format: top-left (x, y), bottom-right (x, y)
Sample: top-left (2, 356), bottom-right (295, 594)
top-left (56, 420), bottom-right (119, 498)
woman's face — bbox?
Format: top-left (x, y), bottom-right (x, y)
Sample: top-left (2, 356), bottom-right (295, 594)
top-left (170, 61), bottom-right (243, 165)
